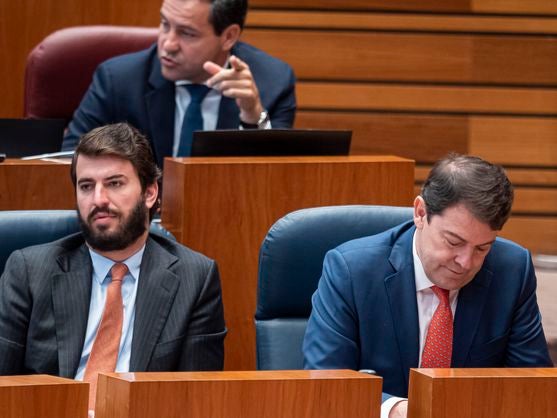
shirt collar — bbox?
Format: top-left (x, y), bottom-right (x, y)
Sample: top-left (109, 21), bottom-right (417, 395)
top-left (88, 245), bottom-right (146, 284)
top-left (412, 230), bottom-right (434, 292)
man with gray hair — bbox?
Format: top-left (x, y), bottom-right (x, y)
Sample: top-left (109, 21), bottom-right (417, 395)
top-left (303, 153), bottom-right (552, 418)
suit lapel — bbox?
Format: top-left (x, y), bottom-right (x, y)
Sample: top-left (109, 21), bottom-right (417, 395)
top-left (452, 267), bottom-right (493, 366)
top-left (146, 56), bottom-right (175, 167)
top-left (384, 227), bottom-right (420, 389)
top-left (51, 244), bottom-right (92, 378)
top-left (130, 237), bottom-right (180, 371)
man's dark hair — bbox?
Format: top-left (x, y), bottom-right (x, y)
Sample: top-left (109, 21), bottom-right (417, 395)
top-left (70, 123), bottom-right (162, 219)
top-left (209, 0), bottom-right (248, 35)
top-left (421, 153), bottom-right (514, 230)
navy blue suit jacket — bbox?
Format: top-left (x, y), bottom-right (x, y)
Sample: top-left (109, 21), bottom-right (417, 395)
top-left (303, 221), bottom-right (552, 400)
top-left (62, 42), bottom-right (296, 167)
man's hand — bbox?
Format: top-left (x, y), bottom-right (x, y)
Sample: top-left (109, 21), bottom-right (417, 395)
top-left (389, 400), bottom-right (408, 418)
top-left (204, 55), bottom-right (264, 124)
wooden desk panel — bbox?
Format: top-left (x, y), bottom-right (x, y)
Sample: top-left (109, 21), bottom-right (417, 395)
top-left (0, 159), bottom-right (74, 210)
top-left (96, 370), bottom-right (381, 418)
top-left (408, 368), bottom-right (557, 418)
top-left (161, 156), bottom-right (414, 370)
top-left (0, 374), bottom-right (88, 418)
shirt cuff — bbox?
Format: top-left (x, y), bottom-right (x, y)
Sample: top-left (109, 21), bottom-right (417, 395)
top-left (381, 396), bottom-right (407, 418)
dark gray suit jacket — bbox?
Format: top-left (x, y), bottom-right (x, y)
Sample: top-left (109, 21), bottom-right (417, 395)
top-left (0, 232), bottom-right (226, 377)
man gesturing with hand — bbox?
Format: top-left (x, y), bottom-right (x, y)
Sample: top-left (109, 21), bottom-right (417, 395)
top-left (63, 0), bottom-right (296, 166)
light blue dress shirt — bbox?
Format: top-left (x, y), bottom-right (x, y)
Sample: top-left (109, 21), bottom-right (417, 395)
top-left (74, 246), bottom-right (145, 380)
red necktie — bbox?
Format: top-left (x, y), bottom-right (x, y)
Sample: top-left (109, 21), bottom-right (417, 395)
top-left (421, 285), bottom-right (453, 368)
top-left (83, 263), bottom-right (128, 410)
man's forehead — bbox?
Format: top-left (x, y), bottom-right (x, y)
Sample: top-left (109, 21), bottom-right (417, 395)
top-left (431, 204), bottom-right (497, 245)
top-left (75, 154), bottom-right (136, 179)
top-left (161, 0), bottom-right (212, 21)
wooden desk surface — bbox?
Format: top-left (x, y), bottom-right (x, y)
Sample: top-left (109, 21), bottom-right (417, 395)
top-left (0, 374), bottom-right (88, 418)
top-left (96, 370), bottom-right (381, 418)
top-left (0, 159), bottom-right (74, 210)
top-left (408, 368), bottom-right (557, 418)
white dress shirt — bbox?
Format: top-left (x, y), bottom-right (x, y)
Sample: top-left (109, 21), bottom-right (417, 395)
top-left (381, 231), bottom-right (458, 417)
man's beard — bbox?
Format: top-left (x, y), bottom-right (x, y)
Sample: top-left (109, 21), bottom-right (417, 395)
top-left (78, 197), bottom-right (149, 252)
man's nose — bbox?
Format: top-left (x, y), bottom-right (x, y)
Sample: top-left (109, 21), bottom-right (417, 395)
top-left (162, 30), bottom-right (179, 52)
top-left (92, 184), bottom-right (109, 207)
top-left (454, 247), bottom-right (474, 270)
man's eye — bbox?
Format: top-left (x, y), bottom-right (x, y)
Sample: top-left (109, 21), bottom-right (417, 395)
top-left (79, 184), bottom-right (92, 192)
top-left (108, 181), bottom-right (122, 188)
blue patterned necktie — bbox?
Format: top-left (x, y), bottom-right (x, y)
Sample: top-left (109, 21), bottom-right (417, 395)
top-left (177, 84), bottom-right (211, 156)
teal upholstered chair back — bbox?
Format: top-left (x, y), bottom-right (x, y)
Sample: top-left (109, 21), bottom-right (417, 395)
top-left (255, 205), bottom-right (414, 370)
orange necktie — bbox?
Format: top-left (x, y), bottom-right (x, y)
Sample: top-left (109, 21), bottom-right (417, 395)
top-left (83, 262), bottom-right (128, 410)
top-left (421, 285), bottom-right (453, 368)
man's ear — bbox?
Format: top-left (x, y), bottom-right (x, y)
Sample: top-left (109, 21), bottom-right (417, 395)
top-left (413, 196), bottom-right (427, 229)
top-left (220, 24), bottom-right (241, 52)
top-left (144, 183), bottom-right (159, 209)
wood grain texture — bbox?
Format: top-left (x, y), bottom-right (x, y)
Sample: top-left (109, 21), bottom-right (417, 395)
top-left (295, 82), bottom-right (557, 115)
top-left (0, 374), bottom-right (88, 418)
top-left (469, 117), bottom-right (557, 167)
top-left (241, 30), bottom-right (557, 85)
top-left (501, 216), bottom-right (557, 254)
top-left (472, 0), bottom-right (557, 14)
top-left (416, 166), bottom-right (557, 186)
top-left (250, 0), bottom-right (471, 13)
top-left (252, 0), bottom-right (557, 14)
top-left (295, 111), bottom-right (468, 163)
top-left (247, 10), bottom-right (557, 34)
top-left (0, 160), bottom-right (74, 210)
top-left (161, 156), bottom-right (415, 370)
top-left (408, 368), bottom-right (557, 418)
top-left (96, 370), bottom-right (381, 418)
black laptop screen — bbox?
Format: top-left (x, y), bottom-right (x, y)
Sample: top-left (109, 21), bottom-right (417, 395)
top-left (191, 129), bottom-right (351, 157)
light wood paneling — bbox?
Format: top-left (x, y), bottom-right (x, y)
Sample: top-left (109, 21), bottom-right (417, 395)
top-left (242, 30), bottom-right (557, 85)
top-left (252, 0), bottom-right (557, 15)
top-left (251, 0), bottom-right (471, 13)
top-left (161, 156), bottom-right (414, 370)
top-left (296, 112), bottom-right (468, 163)
top-left (295, 82), bottom-right (557, 115)
top-left (96, 370), bottom-right (381, 418)
top-left (248, 11), bottom-right (557, 34)
top-left (470, 117), bottom-right (557, 167)
top-left (501, 216), bottom-right (557, 254)
top-left (512, 188), bottom-right (557, 214)
top-left (472, 0), bottom-right (557, 15)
